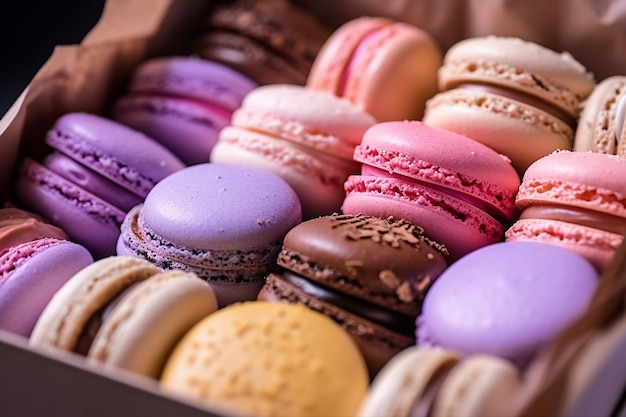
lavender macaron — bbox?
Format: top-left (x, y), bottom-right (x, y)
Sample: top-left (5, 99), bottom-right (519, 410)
top-left (16, 113), bottom-right (185, 258)
top-left (117, 163), bottom-right (302, 307)
top-left (112, 56), bottom-right (257, 165)
top-left (417, 241), bottom-right (598, 367)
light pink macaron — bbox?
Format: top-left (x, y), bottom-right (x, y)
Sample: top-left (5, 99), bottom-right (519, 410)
top-left (210, 84), bottom-right (376, 219)
top-left (342, 121), bottom-right (521, 260)
top-left (307, 16), bottom-right (442, 122)
top-left (505, 150), bottom-right (626, 271)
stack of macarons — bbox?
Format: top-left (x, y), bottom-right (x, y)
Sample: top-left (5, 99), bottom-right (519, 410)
top-left (16, 112), bottom-right (184, 258)
top-left (0, 206), bottom-right (93, 338)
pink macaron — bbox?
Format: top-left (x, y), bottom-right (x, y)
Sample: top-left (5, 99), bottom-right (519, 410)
top-left (112, 56), bottom-right (257, 165)
top-left (210, 84), bottom-right (376, 219)
top-left (307, 16), bottom-right (442, 122)
top-left (505, 150), bottom-right (626, 271)
top-left (342, 121), bottom-right (521, 260)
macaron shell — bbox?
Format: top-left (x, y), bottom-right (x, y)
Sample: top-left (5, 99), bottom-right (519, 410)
top-left (574, 76), bottom-right (626, 154)
top-left (0, 239), bottom-right (93, 337)
top-left (212, 126), bottom-right (358, 219)
top-left (141, 163), bottom-right (302, 251)
top-left (43, 152), bottom-right (142, 212)
top-left (161, 301), bottom-right (369, 417)
top-left (113, 94), bottom-right (230, 165)
top-left (276, 214), bottom-right (448, 316)
top-left (46, 113), bottom-right (185, 197)
top-left (29, 256), bottom-right (160, 351)
top-left (355, 121), bottom-right (520, 221)
top-left (125, 56), bottom-right (257, 111)
top-left (17, 158), bottom-right (125, 258)
top-left (418, 241), bottom-right (598, 365)
top-left (87, 270), bottom-right (218, 378)
top-left (432, 355), bottom-right (521, 417)
top-left (439, 36), bottom-right (595, 111)
top-left (516, 151), bottom-right (626, 217)
top-left (231, 84), bottom-right (377, 159)
top-left (423, 89), bottom-right (573, 174)
top-left (342, 175), bottom-right (504, 261)
top-left (505, 218), bottom-right (621, 271)
top-left (357, 347), bottom-right (460, 417)
top-left (258, 272), bottom-right (415, 377)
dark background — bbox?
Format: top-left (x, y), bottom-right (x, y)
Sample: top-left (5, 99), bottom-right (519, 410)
top-left (0, 1), bottom-right (106, 117)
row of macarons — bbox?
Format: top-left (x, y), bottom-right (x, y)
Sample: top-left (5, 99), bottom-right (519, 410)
top-left (11, 104), bottom-right (626, 272)
top-left (0, 204), bottom-right (600, 417)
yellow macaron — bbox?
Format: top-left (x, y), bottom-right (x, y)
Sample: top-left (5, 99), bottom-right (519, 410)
top-left (160, 301), bottom-right (369, 417)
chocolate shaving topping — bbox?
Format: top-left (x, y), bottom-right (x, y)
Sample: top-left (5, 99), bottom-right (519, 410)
top-left (330, 213), bottom-right (449, 255)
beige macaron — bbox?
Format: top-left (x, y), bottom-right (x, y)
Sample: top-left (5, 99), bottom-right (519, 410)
top-left (574, 76), bottom-right (626, 155)
top-left (30, 256), bottom-right (217, 378)
top-left (423, 36), bottom-right (595, 175)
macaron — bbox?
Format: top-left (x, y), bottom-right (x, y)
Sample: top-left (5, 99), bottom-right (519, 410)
top-left (422, 36), bottom-right (596, 175)
top-left (210, 84), bottom-right (377, 219)
top-left (0, 207), bottom-right (93, 337)
top-left (192, 0), bottom-right (330, 85)
top-left (30, 256), bottom-right (217, 378)
top-left (574, 76), bottom-right (626, 155)
top-left (16, 112), bottom-right (185, 258)
top-left (117, 163), bottom-right (302, 307)
top-left (258, 213), bottom-right (449, 376)
top-left (505, 150), bottom-right (626, 271)
top-left (342, 120), bottom-right (521, 260)
top-left (357, 347), bottom-right (522, 417)
top-left (307, 16), bottom-right (443, 121)
top-left (416, 241), bottom-right (598, 367)
top-left (112, 56), bottom-right (257, 165)
top-left (160, 301), bottom-right (369, 417)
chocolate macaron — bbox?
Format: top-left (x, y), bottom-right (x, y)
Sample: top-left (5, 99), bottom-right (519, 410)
top-left (193, 0), bottom-right (330, 85)
top-left (258, 213), bottom-right (449, 377)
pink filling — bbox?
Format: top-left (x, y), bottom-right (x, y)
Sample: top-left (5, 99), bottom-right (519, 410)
top-left (337, 29), bottom-right (383, 96)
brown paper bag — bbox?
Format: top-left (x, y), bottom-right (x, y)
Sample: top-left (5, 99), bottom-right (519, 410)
top-left (1, 0), bottom-right (626, 415)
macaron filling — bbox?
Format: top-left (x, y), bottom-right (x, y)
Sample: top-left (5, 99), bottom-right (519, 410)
top-left (279, 271), bottom-right (416, 335)
top-left (73, 281), bottom-right (142, 355)
top-left (615, 95), bottom-right (626, 143)
top-left (519, 204), bottom-right (626, 235)
top-left (454, 82), bottom-right (577, 129)
top-left (337, 28), bottom-right (384, 96)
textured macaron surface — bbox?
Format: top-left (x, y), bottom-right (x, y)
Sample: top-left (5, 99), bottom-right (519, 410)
top-left (46, 112), bottom-right (185, 197)
top-left (417, 241), bottom-right (598, 365)
top-left (353, 121), bottom-right (520, 221)
top-left (277, 213), bottom-right (448, 316)
top-left (438, 36), bottom-right (595, 114)
top-left (141, 163), bottom-right (302, 251)
top-left (230, 84), bottom-right (377, 158)
top-left (161, 301), bottom-right (368, 417)
top-left (515, 151), bottom-right (626, 217)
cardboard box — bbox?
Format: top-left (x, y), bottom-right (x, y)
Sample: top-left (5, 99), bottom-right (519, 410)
top-left (2, 1), bottom-right (626, 415)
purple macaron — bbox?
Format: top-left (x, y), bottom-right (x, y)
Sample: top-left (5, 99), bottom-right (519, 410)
top-left (112, 56), bottom-right (258, 165)
top-left (117, 162), bottom-right (302, 307)
top-left (416, 241), bottom-right (599, 367)
top-left (16, 113), bottom-right (185, 258)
